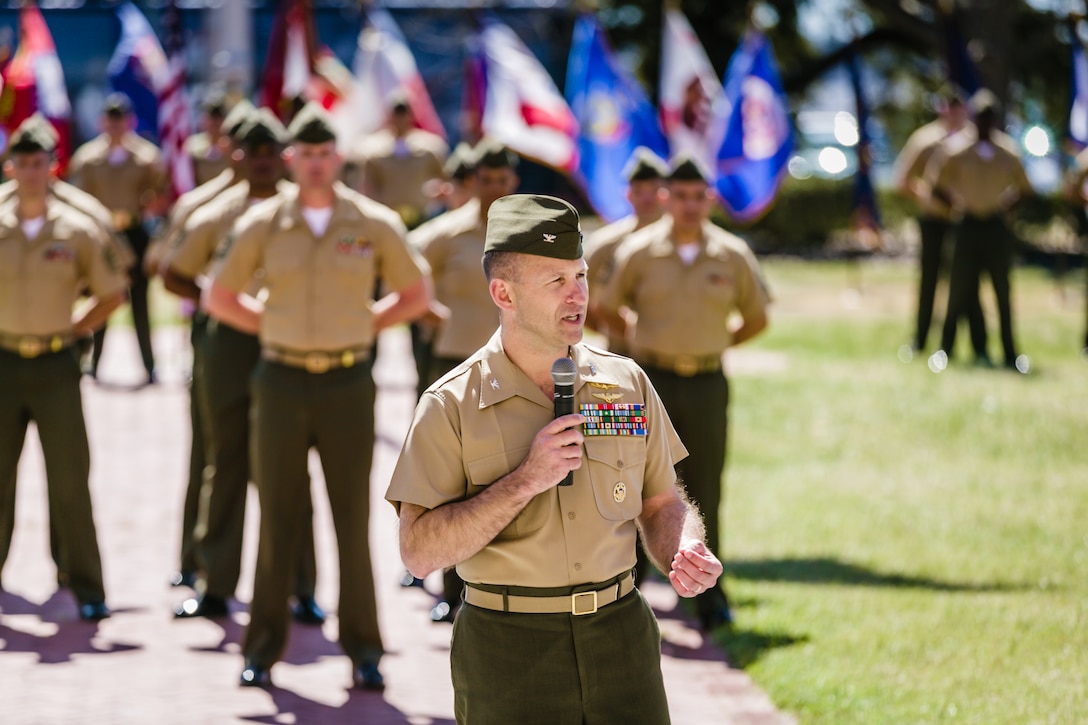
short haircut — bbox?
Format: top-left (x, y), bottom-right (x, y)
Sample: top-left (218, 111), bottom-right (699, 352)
top-left (482, 250), bottom-right (521, 282)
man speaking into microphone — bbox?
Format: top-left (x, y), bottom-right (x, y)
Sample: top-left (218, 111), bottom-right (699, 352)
top-left (385, 194), bottom-right (723, 724)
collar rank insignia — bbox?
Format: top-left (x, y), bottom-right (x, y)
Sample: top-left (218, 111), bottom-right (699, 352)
top-left (490, 378), bottom-right (500, 390)
top-left (593, 392), bottom-right (623, 404)
top-left (543, 233), bottom-right (556, 243)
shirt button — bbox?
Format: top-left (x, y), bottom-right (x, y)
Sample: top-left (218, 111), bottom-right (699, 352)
top-left (567, 512), bottom-right (576, 520)
top-left (617, 459), bottom-right (624, 467)
top-left (574, 563), bottom-right (582, 571)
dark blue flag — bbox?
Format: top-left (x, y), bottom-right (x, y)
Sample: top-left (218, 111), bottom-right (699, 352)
top-left (565, 14), bottom-right (668, 222)
top-left (713, 31), bottom-right (793, 223)
top-left (107, 2), bottom-right (168, 140)
top-left (847, 50), bottom-right (880, 235)
top-left (1069, 33), bottom-right (1088, 149)
top-left (942, 9), bottom-right (982, 97)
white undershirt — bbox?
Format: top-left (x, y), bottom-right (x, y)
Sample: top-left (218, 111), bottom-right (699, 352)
top-left (301, 206), bottom-right (333, 237)
top-left (393, 138), bottom-right (410, 158)
top-left (21, 216), bottom-right (45, 240)
top-left (976, 141), bottom-right (994, 161)
top-left (677, 243), bottom-right (699, 266)
top-left (107, 146), bottom-right (129, 166)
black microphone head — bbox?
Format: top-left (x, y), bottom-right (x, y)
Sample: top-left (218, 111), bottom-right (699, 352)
top-left (550, 357), bottom-right (578, 387)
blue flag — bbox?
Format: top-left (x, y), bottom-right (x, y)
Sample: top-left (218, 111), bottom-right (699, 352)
top-left (565, 14), bottom-right (668, 222)
top-left (713, 31), bottom-right (792, 224)
top-left (941, 9), bottom-right (982, 97)
top-left (847, 51), bottom-right (880, 233)
top-left (1069, 35), bottom-right (1088, 149)
top-left (107, 2), bottom-right (169, 139)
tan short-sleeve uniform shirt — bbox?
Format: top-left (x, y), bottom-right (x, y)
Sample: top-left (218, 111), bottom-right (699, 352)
top-left (184, 132), bottom-right (230, 188)
top-left (0, 198), bottom-right (126, 335)
top-left (893, 120), bottom-right (958, 220)
top-left (408, 198), bottom-right (498, 359)
top-left (600, 218), bottom-right (770, 358)
top-left (385, 332), bottom-right (688, 587)
top-left (351, 128), bottom-right (448, 225)
top-left (214, 184), bottom-right (425, 351)
top-left (67, 133), bottom-right (165, 223)
top-left (927, 135), bottom-right (1033, 218)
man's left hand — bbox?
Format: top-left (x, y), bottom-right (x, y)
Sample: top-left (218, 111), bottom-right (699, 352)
top-left (668, 540), bottom-right (723, 598)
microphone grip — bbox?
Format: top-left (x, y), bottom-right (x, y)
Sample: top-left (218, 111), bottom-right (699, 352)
top-left (554, 383), bottom-right (575, 486)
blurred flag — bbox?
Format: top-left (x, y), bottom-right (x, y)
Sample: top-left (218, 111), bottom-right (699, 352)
top-left (475, 17), bottom-right (578, 173)
top-left (108, 2), bottom-right (167, 138)
top-left (0, 4), bottom-right (72, 170)
top-left (1069, 31), bottom-right (1088, 149)
top-left (331, 9), bottom-right (445, 150)
top-left (941, 8), bottom-right (982, 97)
top-left (659, 8), bottom-right (722, 171)
top-left (260, 0), bottom-right (314, 121)
top-left (460, 38), bottom-right (487, 145)
top-left (846, 50), bottom-right (881, 247)
top-left (712, 31), bottom-right (793, 224)
top-left (158, 2), bottom-right (194, 199)
top-left (566, 14), bottom-right (668, 222)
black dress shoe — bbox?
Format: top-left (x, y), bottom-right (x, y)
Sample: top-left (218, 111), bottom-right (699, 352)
top-left (291, 595), bottom-right (326, 625)
top-left (398, 569), bottom-right (425, 588)
top-left (78, 600), bottom-right (111, 621)
top-left (174, 595), bottom-right (229, 619)
top-left (352, 661), bottom-right (384, 691)
top-left (430, 600), bottom-right (458, 623)
top-left (240, 661), bottom-right (272, 688)
top-left (169, 570), bottom-right (197, 588)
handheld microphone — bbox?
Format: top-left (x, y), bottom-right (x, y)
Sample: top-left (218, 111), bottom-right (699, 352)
top-left (550, 357), bottom-right (578, 486)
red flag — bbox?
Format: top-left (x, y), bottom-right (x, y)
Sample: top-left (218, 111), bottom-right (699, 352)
top-left (158, 1), bottom-right (194, 200)
top-left (260, 0), bottom-right (315, 122)
top-left (0, 5), bottom-right (72, 172)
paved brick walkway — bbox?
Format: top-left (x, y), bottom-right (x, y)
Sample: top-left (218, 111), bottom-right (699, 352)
top-left (0, 324), bottom-right (793, 724)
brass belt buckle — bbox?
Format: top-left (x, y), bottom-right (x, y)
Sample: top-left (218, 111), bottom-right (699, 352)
top-left (341, 350), bottom-right (355, 368)
top-left (674, 355), bottom-right (698, 377)
top-left (571, 590), bottom-right (598, 616)
top-left (304, 352), bottom-right (330, 374)
top-left (18, 336), bottom-right (42, 358)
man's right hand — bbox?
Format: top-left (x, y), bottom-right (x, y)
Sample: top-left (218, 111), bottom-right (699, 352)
top-left (515, 414), bottom-right (585, 494)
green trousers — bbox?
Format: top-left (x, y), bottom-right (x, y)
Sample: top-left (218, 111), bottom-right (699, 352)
top-left (197, 321), bottom-right (316, 600)
top-left (178, 314), bottom-right (210, 577)
top-left (451, 587), bottom-right (670, 724)
top-left (0, 348), bottom-right (105, 603)
top-left (242, 359), bottom-right (382, 667)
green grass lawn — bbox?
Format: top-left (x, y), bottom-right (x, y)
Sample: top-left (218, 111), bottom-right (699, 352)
top-left (717, 258), bottom-right (1088, 724)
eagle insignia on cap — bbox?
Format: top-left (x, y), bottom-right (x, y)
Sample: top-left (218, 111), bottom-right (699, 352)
top-left (542, 233), bottom-right (556, 243)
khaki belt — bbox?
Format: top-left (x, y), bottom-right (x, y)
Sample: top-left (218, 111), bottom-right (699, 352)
top-left (0, 331), bottom-right (76, 358)
top-left (261, 345), bottom-right (371, 374)
top-left (464, 572), bottom-right (634, 616)
top-left (638, 351), bottom-right (722, 377)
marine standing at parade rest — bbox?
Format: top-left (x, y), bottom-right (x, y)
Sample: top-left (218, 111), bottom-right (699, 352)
top-left (347, 93), bottom-right (448, 230)
top-left (206, 102), bottom-right (431, 690)
top-left (68, 93), bottom-right (166, 384)
top-left (584, 147), bottom-right (669, 355)
top-left (164, 109), bottom-right (321, 623)
top-left (599, 156), bottom-right (770, 631)
top-left (927, 89), bottom-right (1034, 373)
top-left (184, 90), bottom-right (231, 187)
top-left (893, 90), bottom-right (987, 359)
top-left (154, 100), bottom-right (255, 591)
top-left (0, 115), bottom-right (127, 621)
top-left (387, 194), bottom-right (723, 724)
top-left (405, 139), bottom-right (520, 622)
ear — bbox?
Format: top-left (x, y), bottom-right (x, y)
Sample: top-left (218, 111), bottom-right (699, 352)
top-left (489, 277), bottom-right (515, 313)
top-left (231, 147), bottom-right (245, 163)
top-left (281, 146), bottom-right (295, 167)
top-left (3, 160), bottom-right (12, 178)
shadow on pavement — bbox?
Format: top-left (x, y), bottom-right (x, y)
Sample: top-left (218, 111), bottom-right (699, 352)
top-left (240, 686), bottom-right (455, 724)
top-left (716, 628), bottom-right (809, 670)
top-left (0, 590), bottom-right (141, 664)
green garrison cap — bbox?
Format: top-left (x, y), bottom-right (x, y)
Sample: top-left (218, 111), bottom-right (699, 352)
top-left (667, 154), bottom-right (712, 184)
top-left (474, 137), bottom-right (518, 170)
top-left (223, 99), bottom-right (257, 141)
top-left (9, 113), bottom-right (57, 154)
top-left (287, 101), bottom-right (337, 144)
top-left (485, 194), bottom-right (583, 260)
top-left (623, 147), bottom-right (669, 182)
top-left (444, 142), bottom-right (476, 180)
top-left (236, 108), bottom-right (287, 147)
top-left (201, 88), bottom-right (229, 116)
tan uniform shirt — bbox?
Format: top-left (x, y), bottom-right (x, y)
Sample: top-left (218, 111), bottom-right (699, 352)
top-left (183, 132), bottom-right (230, 188)
top-left (584, 214), bottom-right (646, 353)
top-left (1067, 146), bottom-right (1088, 194)
top-left (408, 198), bottom-right (497, 359)
top-left (214, 184), bottom-right (425, 351)
top-left (926, 134), bottom-right (1033, 218)
top-left (600, 218), bottom-right (770, 359)
top-left (0, 197), bottom-right (126, 335)
top-left (385, 332), bottom-right (687, 587)
top-left (0, 179), bottom-right (136, 270)
top-left (350, 128), bottom-right (447, 227)
top-left (893, 120), bottom-right (959, 220)
top-left (67, 133), bottom-right (166, 226)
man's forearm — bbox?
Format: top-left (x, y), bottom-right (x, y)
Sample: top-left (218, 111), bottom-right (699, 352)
top-left (72, 291), bottom-right (125, 336)
top-left (638, 492), bottom-right (706, 576)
